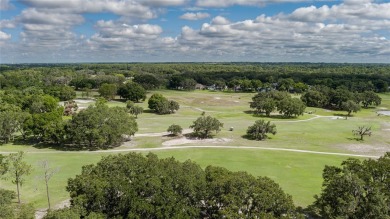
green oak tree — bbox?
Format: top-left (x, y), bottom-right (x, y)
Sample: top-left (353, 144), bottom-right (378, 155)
top-left (148, 93), bottom-right (180, 114)
top-left (190, 115), bottom-right (223, 138)
top-left (66, 104), bottom-right (138, 149)
top-left (117, 82), bottom-right (146, 102)
top-left (246, 120), bottom-right (277, 140)
top-left (341, 100), bottom-right (361, 119)
top-left (167, 124), bottom-right (183, 136)
top-left (360, 91), bottom-right (382, 108)
top-left (128, 105), bottom-right (143, 118)
top-left (98, 83), bottom-right (117, 100)
top-left (310, 153), bottom-right (390, 218)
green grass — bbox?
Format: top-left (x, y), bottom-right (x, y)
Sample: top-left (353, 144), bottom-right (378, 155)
top-left (0, 149), bottom-right (351, 208)
top-left (1, 90), bottom-right (389, 210)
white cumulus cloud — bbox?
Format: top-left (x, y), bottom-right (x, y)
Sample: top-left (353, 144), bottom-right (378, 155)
top-left (180, 12), bottom-right (210, 20)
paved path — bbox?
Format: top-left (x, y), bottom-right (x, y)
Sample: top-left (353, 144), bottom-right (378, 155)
top-left (0, 145), bottom-right (379, 158)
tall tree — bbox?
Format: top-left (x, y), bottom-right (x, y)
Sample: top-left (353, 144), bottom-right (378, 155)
top-left (117, 82), bottom-right (146, 102)
top-left (341, 100), bottom-right (361, 119)
top-left (277, 98), bottom-right (306, 118)
top-left (310, 153), bottom-right (390, 218)
top-left (66, 104), bottom-right (138, 149)
top-left (98, 83), bottom-right (117, 100)
top-left (190, 115), bottom-right (223, 138)
top-left (246, 120), bottom-right (277, 140)
top-left (6, 151), bottom-right (32, 204)
top-left (148, 93), bottom-right (179, 114)
top-left (352, 126), bottom-right (372, 141)
top-left (40, 160), bottom-right (59, 210)
top-left (360, 91), bottom-right (382, 108)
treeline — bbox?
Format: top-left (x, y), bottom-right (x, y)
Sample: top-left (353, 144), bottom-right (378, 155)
top-left (38, 152), bottom-right (390, 219)
top-left (1, 63), bottom-right (389, 93)
top-left (0, 87), bottom-right (137, 149)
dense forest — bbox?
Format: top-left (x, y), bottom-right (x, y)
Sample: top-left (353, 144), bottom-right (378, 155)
top-left (1, 63), bottom-right (389, 93)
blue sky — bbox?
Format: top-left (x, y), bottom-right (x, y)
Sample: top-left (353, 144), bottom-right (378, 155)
top-left (0, 0), bottom-right (389, 63)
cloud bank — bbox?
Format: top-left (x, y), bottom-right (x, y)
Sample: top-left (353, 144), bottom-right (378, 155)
top-left (1, 0), bottom-right (389, 63)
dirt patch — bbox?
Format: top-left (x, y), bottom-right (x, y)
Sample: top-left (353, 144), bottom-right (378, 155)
top-left (341, 144), bottom-right (389, 155)
top-left (135, 129), bottom-right (193, 137)
top-left (35, 199), bottom-right (70, 219)
top-left (162, 137), bottom-right (232, 146)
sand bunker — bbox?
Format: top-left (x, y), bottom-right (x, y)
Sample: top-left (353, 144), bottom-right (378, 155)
top-left (163, 137), bottom-right (232, 146)
top-left (342, 144), bottom-right (389, 155)
top-left (377, 111), bottom-right (390, 116)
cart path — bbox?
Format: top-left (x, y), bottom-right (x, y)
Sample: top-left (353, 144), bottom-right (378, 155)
top-left (0, 145), bottom-right (378, 158)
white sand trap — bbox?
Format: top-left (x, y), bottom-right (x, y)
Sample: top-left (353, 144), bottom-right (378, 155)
top-left (377, 111), bottom-right (390, 116)
top-left (163, 137), bottom-right (232, 146)
top-left (343, 144), bottom-right (389, 154)
top-left (214, 97), bottom-right (221, 100)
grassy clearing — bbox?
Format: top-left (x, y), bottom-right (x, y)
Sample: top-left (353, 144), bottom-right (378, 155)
top-left (0, 149), bottom-right (350, 208)
top-left (1, 90), bottom-right (389, 210)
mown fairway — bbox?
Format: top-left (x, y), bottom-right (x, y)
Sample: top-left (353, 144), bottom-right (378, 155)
top-left (1, 90), bottom-right (389, 209)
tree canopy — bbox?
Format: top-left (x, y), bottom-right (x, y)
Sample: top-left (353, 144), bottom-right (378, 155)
top-left (148, 93), bottom-right (180, 114)
top-left (246, 120), bottom-right (277, 140)
top-left (66, 104), bottom-right (138, 149)
top-left (117, 82), bottom-right (146, 102)
top-left (190, 115), bottom-right (223, 138)
top-left (63, 152), bottom-right (298, 218)
top-left (310, 152), bottom-right (390, 219)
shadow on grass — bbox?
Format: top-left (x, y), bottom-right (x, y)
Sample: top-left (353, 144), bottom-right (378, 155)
top-left (143, 109), bottom-right (156, 114)
top-left (12, 137), bottom-right (121, 151)
top-left (241, 134), bottom-right (273, 141)
top-left (243, 110), bottom-right (294, 119)
top-left (347, 137), bottom-right (363, 141)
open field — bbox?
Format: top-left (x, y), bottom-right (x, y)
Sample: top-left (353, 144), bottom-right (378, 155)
top-left (1, 90), bottom-right (389, 210)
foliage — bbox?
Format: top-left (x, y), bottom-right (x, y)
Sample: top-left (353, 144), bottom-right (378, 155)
top-left (67, 153), bottom-right (206, 218)
top-left (0, 189), bottom-right (15, 219)
top-left (341, 100), bottom-right (361, 118)
top-left (167, 124), bottom-right (183, 136)
top-left (246, 120), bottom-right (277, 140)
top-left (98, 83), bottom-right (117, 100)
top-left (133, 73), bottom-right (162, 90)
top-left (0, 110), bottom-right (31, 143)
top-left (63, 100), bottom-right (78, 116)
top-left (352, 126), bottom-right (372, 141)
top-left (45, 85), bottom-right (76, 101)
top-left (125, 100), bottom-right (135, 109)
top-left (300, 90), bottom-right (328, 108)
top-left (5, 151), bottom-right (33, 204)
top-left (24, 107), bottom-right (64, 143)
top-left (0, 154), bottom-right (8, 175)
top-left (251, 91), bottom-right (305, 118)
top-left (148, 93), bottom-right (180, 114)
top-left (66, 104), bottom-right (138, 149)
top-left (277, 98), bottom-right (306, 118)
top-left (65, 152), bottom-right (298, 218)
top-left (204, 166), bottom-right (297, 218)
top-left (117, 82), bottom-right (146, 102)
top-left (44, 208), bottom-right (106, 219)
top-left (128, 105), bottom-right (143, 118)
top-left (190, 115), bottom-right (223, 138)
top-left (310, 153), bottom-right (390, 219)
top-left (360, 91), bottom-right (382, 108)
top-left (15, 203), bottom-right (35, 219)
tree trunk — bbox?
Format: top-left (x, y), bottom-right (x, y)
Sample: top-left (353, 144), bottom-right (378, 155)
top-left (16, 180), bottom-right (21, 204)
top-left (46, 178), bottom-right (51, 209)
